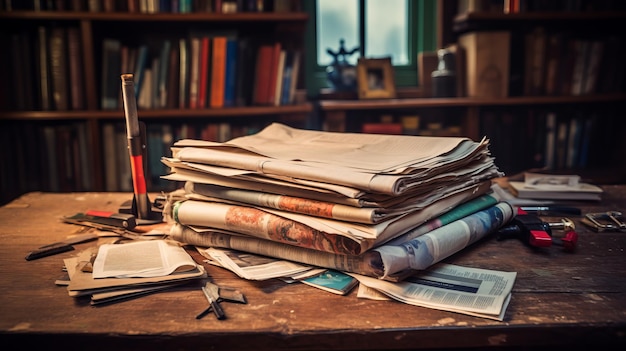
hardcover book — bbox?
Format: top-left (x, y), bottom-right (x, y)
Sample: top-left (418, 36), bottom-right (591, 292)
top-left (458, 31), bottom-right (510, 98)
top-left (210, 36), bottom-right (227, 108)
top-left (223, 38), bottom-right (238, 107)
top-left (198, 36), bottom-right (211, 108)
top-left (252, 44), bottom-right (274, 105)
top-left (508, 181), bottom-right (603, 201)
top-left (50, 27), bottom-right (69, 111)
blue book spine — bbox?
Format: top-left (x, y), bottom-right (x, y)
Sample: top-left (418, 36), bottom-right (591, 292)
top-left (101, 38), bottom-right (121, 110)
top-left (179, 0), bottom-right (192, 13)
top-left (133, 45), bottom-right (149, 99)
top-left (158, 40), bottom-right (172, 108)
top-left (280, 51), bottom-right (295, 105)
top-left (224, 38), bottom-right (238, 107)
top-left (160, 0), bottom-right (171, 13)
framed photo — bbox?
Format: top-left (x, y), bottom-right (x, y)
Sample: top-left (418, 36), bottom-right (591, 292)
top-left (357, 57), bottom-right (397, 99)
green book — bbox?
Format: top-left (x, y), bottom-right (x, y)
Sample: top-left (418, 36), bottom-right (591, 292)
top-left (301, 270), bottom-right (358, 295)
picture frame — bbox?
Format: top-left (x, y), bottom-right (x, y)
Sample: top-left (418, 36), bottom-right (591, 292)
top-left (357, 57), bottom-right (397, 99)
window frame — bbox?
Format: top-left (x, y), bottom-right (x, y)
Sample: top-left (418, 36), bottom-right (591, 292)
top-left (303, 0), bottom-right (438, 96)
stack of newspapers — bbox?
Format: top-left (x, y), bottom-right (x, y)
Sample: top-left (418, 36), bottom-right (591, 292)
top-left (162, 123), bottom-right (515, 280)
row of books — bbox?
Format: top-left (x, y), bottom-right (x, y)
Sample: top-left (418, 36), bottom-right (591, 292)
top-left (479, 107), bottom-right (619, 176)
top-left (1, 0), bottom-right (300, 13)
top-left (101, 33), bottom-right (301, 111)
top-left (455, 28), bottom-right (625, 99)
top-left (515, 27), bottom-right (625, 97)
top-left (1, 26), bottom-right (85, 112)
top-left (359, 114), bottom-right (463, 137)
top-left (0, 25), bottom-right (302, 112)
top-left (0, 118), bottom-right (273, 208)
top-left (458, 0), bottom-right (626, 14)
top-left (0, 121), bottom-right (93, 202)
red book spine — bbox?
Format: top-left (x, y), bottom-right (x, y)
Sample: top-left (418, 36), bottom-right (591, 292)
top-left (198, 36), bottom-right (210, 108)
top-left (210, 36), bottom-right (227, 108)
top-left (266, 42), bottom-right (282, 105)
top-left (361, 123), bottom-right (404, 135)
top-left (253, 45), bottom-right (273, 105)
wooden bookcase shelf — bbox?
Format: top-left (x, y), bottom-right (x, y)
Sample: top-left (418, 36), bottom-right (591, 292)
top-left (0, 5), bottom-right (311, 205)
top-left (318, 2), bottom-right (626, 182)
top-left (0, 103), bottom-right (314, 120)
top-left (0, 11), bottom-right (309, 22)
top-left (319, 93), bottom-right (626, 111)
top-left (318, 93), bottom-right (626, 147)
top-left (454, 11), bottom-right (626, 23)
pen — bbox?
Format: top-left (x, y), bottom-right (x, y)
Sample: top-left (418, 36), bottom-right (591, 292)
top-left (121, 74), bottom-right (150, 219)
top-left (519, 206), bottom-right (582, 216)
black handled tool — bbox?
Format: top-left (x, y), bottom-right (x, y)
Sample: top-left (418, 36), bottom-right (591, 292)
top-left (196, 281), bottom-right (247, 320)
top-left (497, 214), bottom-right (578, 252)
top-left (203, 282), bottom-right (226, 320)
top-left (25, 232), bottom-right (99, 261)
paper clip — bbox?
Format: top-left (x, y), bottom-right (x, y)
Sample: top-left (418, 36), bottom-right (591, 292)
top-left (581, 211), bottom-right (626, 232)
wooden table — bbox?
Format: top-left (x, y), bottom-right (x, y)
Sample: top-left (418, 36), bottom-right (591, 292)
top-left (1, 188), bottom-right (625, 350)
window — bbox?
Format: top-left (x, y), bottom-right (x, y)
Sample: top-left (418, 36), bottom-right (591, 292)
top-left (316, 0), bottom-right (408, 67)
top-left (304, 0), bottom-right (438, 94)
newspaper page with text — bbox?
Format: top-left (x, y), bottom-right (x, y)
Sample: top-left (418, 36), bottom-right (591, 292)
top-left (351, 263), bottom-right (516, 321)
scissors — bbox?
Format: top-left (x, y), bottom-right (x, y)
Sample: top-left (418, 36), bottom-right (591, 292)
top-left (196, 281), bottom-right (247, 320)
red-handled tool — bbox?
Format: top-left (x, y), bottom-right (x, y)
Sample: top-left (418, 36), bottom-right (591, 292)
top-left (497, 214), bottom-right (553, 248)
top-left (497, 213), bottom-right (578, 252)
top-left (84, 210), bottom-right (137, 229)
top-left (121, 74), bottom-right (151, 220)
top-left (120, 74), bottom-right (162, 224)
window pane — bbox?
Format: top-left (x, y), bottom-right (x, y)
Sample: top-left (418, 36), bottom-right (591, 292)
top-left (316, 0), bottom-right (360, 66)
top-left (365, 0), bottom-right (408, 65)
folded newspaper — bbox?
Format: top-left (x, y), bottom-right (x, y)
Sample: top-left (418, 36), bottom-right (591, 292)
top-left (166, 181), bottom-right (494, 256)
top-left (351, 263), bottom-right (516, 321)
top-left (169, 194), bottom-right (514, 280)
top-left (164, 122), bottom-right (502, 198)
top-left (194, 245), bottom-right (516, 321)
top-left (160, 123), bottom-right (514, 319)
top-left (162, 123), bottom-right (503, 249)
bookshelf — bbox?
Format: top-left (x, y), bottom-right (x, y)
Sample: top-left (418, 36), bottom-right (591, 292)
top-left (450, 1), bottom-right (626, 180)
top-left (0, 1), bottom-right (312, 205)
top-left (318, 1), bottom-right (626, 181)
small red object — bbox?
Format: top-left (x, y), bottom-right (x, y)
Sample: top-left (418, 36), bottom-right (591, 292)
top-left (560, 230), bottom-right (578, 252)
top-left (529, 230), bottom-right (553, 247)
top-left (86, 210), bottom-right (115, 218)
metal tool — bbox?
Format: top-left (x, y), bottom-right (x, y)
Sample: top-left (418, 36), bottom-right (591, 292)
top-left (582, 211), bottom-right (626, 232)
top-left (62, 216), bottom-right (162, 241)
top-left (119, 74), bottom-right (163, 225)
top-left (497, 214), bottom-right (578, 252)
top-left (547, 218), bottom-right (576, 232)
top-left (64, 211), bottom-right (137, 230)
top-left (202, 282), bottom-right (226, 320)
top-left (196, 281), bottom-right (247, 320)
top-left (25, 232), bottom-right (99, 261)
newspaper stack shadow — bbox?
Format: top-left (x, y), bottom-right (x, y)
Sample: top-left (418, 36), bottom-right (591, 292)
top-left (161, 123), bottom-right (517, 320)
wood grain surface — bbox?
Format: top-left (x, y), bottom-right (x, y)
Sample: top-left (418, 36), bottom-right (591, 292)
top-left (1, 187), bottom-right (625, 350)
